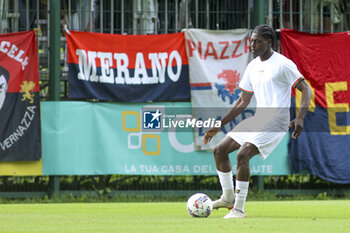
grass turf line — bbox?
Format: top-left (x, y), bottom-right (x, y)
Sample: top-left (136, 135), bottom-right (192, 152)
top-left (0, 200), bottom-right (349, 233)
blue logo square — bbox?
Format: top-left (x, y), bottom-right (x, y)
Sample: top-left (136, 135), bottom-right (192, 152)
top-left (143, 109), bottom-right (161, 129)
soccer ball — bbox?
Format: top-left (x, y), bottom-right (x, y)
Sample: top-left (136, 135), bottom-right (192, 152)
top-left (187, 193), bottom-right (213, 217)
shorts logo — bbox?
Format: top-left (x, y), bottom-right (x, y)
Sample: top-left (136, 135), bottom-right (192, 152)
top-left (143, 109), bottom-right (162, 129)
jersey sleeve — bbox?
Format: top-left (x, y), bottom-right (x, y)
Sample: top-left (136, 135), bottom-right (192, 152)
top-left (238, 62), bottom-right (254, 94)
top-left (283, 59), bottom-right (304, 88)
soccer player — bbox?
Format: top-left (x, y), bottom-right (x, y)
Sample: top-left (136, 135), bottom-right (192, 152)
top-left (203, 25), bottom-right (312, 218)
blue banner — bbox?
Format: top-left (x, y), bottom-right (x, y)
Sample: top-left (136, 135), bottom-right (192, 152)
top-left (289, 98), bottom-right (350, 183)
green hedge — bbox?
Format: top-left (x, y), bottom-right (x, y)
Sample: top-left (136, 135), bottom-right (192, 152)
top-left (1, 175), bottom-right (349, 193)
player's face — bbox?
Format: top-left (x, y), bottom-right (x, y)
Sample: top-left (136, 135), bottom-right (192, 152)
top-left (0, 75), bottom-right (7, 110)
top-left (250, 32), bottom-right (271, 58)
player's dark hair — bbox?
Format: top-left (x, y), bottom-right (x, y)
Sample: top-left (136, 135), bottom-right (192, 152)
top-left (253, 24), bottom-right (276, 47)
top-left (0, 66), bottom-right (9, 82)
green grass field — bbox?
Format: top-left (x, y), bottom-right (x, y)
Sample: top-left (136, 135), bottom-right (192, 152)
top-left (0, 200), bottom-right (349, 233)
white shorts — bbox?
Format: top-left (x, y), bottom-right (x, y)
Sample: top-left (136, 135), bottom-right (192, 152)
top-left (227, 117), bottom-right (287, 160)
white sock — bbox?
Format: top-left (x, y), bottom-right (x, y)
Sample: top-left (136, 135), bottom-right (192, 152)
top-left (217, 170), bottom-right (234, 201)
top-left (234, 180), bottom-right (249, 212)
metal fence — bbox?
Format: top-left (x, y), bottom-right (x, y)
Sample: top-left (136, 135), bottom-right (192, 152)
top-left (0, 0), bottom-right (251, 98)
top-left (1, 0), bottom-right (349, 98)
top-left (62, 0), bottom-right (250, 34)
top-left (269, 0), bottom-right (350, 33)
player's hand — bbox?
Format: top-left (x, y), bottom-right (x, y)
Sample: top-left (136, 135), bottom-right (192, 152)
top-left (289, 116), bottom-right (304, 139)
top-left (203, 127), bottom-right (221, 144)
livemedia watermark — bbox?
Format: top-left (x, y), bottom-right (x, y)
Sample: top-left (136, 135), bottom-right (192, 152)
top-left (141, 106), bottom-right (346, 133)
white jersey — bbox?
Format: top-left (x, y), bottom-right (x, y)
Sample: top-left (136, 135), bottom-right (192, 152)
top-left (228, 52), bottom-right (304, 159)
top-left (239, 52), bottom-right (303, 128)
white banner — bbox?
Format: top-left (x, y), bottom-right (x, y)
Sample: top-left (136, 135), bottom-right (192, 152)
top-left (184, 29), bottom-right (254, 150)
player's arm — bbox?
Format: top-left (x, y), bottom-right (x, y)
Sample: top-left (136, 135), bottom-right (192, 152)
top-left (289, 79), bottom-right (312, 139)
top-left (220, 92), bottom-right (253, 126)
top-left (203, 92), bottom-right (253, 144)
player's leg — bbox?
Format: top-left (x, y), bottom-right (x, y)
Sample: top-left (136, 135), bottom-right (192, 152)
top-left (212, 136), bottom-right (240, 209)
top-left (236, 142), bottom-right (258, 181)
top-left (224, 142), bottom-right (259, 219)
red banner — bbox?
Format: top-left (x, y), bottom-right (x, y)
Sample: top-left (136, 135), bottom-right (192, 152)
top-left (0, 31), bottom-right (41, 161)
top-left (281, 29), bottom-right (350, 107)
